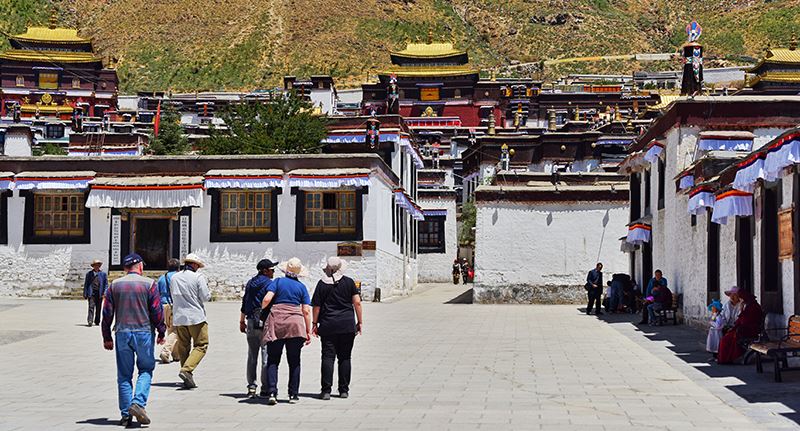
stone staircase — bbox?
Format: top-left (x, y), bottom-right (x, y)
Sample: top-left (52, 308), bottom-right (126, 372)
top-left (50, 270), bottom-right (168, 300)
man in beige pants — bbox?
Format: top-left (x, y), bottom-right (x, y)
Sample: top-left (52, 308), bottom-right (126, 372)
top-left (156, 259), bottom-right (181, 363)
top-left (171, 253), bottom-right (211, 389)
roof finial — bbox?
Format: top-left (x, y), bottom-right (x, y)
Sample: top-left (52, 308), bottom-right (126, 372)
top-left (765, 40), bottom-right (773, 58)
top-left (427, 27), bottom-right (433, 44)
top-left (791, 33), bottom-right (798, 51)
top-left (48, 9), bottom-right (57, 29)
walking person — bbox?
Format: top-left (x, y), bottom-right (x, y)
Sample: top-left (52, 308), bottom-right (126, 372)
top-left (311, 257), bottom-right (363, 400)
top-left (460, 258), bottom-right (470, 285)
top-left (239, 259), bottom-right (277, 398)
top-left (261, 257), bottom-right (313, 406)
top-left (157, 258), bottom-right (180, 363)
top-left (585, 262), bottom-right (604, 315)
top-left (101, 253), bottom-right (165, 427)
top-left (84, 259), bottom-right (108, 327)
top-left (171, 253), bottom-right (210, 389)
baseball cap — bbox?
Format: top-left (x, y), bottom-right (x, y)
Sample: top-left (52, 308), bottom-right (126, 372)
top-left (122, 253), bottom-right (144, 267)
top-left (257, 259), bottom-right (278, 271)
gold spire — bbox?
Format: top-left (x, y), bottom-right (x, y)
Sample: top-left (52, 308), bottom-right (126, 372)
top-left (791, 33), bottom-right (798, 51)
top-left (427, 28), bottom-right (433, 44)
top-left (48, 10), bottom-right (57, 29)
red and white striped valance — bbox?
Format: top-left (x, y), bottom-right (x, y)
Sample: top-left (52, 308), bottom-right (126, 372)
top-left (204, 169), bottom-right (284, 189)
top-left (15, 171), bottom-right (95, 190)
top-left (86, 176), bottom-right (205, 208)
top-left (643, 142), bottom-right (665, 165)
top-left (0, 172), bottom-right (15, 190)
top-left (711, 190), bottom-right (753, 225)
top-left (394, 189), bottom-right (425, 221)
top-left (764, 138), bottom-right (800, 182)
top-left (733, 153), bottom-right (766, 193)
top-left (626, 223), bottom-right (651, 244)
top-left (678, 174), bottom-right (694, 191)
top-left (287, 169), bottom-right (371, 189)
top-left (687, 187), bottom-right (715, 215)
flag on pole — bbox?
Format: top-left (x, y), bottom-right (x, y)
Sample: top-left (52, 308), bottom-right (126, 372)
top-left (154, 100), bottom-right (162, 137)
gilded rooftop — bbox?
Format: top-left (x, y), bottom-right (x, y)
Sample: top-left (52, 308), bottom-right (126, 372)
top-left (391, 42), bottom-right (465, 59)
top-left (10, 26), bottom-right (90, 44)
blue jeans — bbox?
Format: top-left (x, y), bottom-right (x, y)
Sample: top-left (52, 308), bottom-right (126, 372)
top-left (647, 302), bottom-right (664, 323)
top-left (608, 287), bottom-right (622, 311)
top-left (115, 331), bottom-right (155, 418)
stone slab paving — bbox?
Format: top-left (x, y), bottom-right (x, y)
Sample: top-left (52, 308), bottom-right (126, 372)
top-left (0, 285), bottom-right (796, 430)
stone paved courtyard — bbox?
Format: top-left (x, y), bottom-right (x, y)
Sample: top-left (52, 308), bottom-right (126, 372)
top-left (1, 284), bottom-right (799, 430)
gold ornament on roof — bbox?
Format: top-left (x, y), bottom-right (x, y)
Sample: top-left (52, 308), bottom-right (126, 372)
top-left (421, 106), bottom-right (437, 117)
top-left (41, 93), bottom-right (52, 105)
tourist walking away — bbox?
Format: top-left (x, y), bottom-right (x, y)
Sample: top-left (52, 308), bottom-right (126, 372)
top-left (84, 259), bottom-right (108, 327)
top-left (261, 257), bottom-right (312, 406)
top-left (717, 289), bottom-right (763, 364)
top-left (157, 258), bottom-right (180, 363)
top-left (585, 262), bottom-right (603, 315)
top-left (239, 258), bottom-right (277, 397)
top-left (101, 253), bottom-right (165, 427)
top-left (640, 270), bottom-right (668, 324)
top-left (311, 257), bottom-right (363, 400)
top-left (706, 300), bottom-right (725, 360)
top-left (647, 280), bottom-right (673, 326)
top-left (722, 286), bottom-right (743, 332)
top-left (460, 258), bottom-right (470, 285)
top-left (452, 259), bottom-right (461, 285)
top-left (171, 253), bottom-right (210, 389)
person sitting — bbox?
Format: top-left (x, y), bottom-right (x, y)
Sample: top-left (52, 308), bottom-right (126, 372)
top-left (647, 281), bottom-right (672, 326)
top-left (717, 289), bottom-right (763, 364)
top-left (706, 300), bottom-right (725, 361)
top-left (721, 286), bottom-right (743, 334)
top-left (640, 270), bottom-right (667, 324)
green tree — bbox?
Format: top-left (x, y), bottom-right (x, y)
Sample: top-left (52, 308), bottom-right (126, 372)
top-left (148, 105), bottom-right (189, 155)
top-left (201, 93), bottom-right (327, 155)
top-left (34, 143), bottom-right (67, 156)
top-left (459, 199), bottom-right (476, 245)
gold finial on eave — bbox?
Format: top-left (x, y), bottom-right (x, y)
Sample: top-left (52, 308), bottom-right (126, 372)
top-left (790, 33), bottom-right (798, 51)
top-left (765, 41), bottom-right (773, 58)
top-left (48, 9), bottom-right (57, 29)
top-left (427, 27), bottom-right (433, 44)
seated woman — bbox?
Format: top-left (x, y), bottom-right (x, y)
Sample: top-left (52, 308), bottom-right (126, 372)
top-left (716, 289), bottom-right (762, 364)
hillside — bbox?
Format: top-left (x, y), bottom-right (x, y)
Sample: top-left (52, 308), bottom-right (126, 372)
top-left (1, 0), bottom-right (799, 92)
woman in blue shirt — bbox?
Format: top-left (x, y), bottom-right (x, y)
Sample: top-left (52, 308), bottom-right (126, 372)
top-left (260, 257), bottom-right (312, 405)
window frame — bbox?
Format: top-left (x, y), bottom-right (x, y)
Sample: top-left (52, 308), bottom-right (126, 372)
top-left (71, 77), bottom-right (81, 89)
top-left (22, 190), bottom-right (91, 244)
top-left (209, 188), bottom-right (279, 242)
top-left (294, 188), bottom-right (365, 242)
top-left (44, 123), bottom-right (65, 139)
top-left (37, 72), bottom-right (59, 90)
top-left (418, 215), bottom-right (446, 254)
top-left (15, 75), bottom-right (24, 87)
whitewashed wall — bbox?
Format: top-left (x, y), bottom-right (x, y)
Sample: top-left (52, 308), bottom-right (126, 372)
top-left (417, 197), bottom-right (457, 283)
top-left (474, 200), bottom-right (629, 303)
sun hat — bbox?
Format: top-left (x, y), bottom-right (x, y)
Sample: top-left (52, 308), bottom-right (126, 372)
top-left (183, 253), bottom-right (205, 268)
top-left (91, 259), bottom-right (103, 266)
top-left (278, 257), bottom-right (309, 278)
top-left (321, 256), bottom-right (348, 284)
top-left (122, 253), bottom-right (143, 267)
top-left (724, 286), bottom-right (739, 296)
top-left (708, 299), bottom-right (723, 312)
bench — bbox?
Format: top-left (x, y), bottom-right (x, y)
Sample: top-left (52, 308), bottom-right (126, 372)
top-left (654, 293), bottom-right (681, 325)
top-left (750, 315), bottom-right (800, 382)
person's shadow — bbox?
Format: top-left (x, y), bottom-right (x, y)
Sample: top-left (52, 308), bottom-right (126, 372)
top-left (76, 418), bottom-right (137, 427)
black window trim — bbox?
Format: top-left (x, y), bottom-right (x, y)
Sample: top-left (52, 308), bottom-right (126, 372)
top-left (0, 190), bottom-right (10, 244)
top-left (22, 189), bottom-right (91, 244)
top-left (418, 215), bottom-right (446, 254)
top-left (293, 187), bottom-right (366, 242)
top-left (208, 188), bottom-right (280, 243)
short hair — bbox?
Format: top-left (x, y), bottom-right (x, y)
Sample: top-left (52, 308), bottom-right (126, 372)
top-left (596, 262), bottom-right (603, 267)
top-left (167, 258), bottom-right (180, 272)
top-left (655, 269), bottom-right (663, 275)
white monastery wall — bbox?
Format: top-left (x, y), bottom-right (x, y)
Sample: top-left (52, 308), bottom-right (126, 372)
top-left (417, 197), bottom-right (457, 283)
top-left (474, 200), bottom-right (629, 304)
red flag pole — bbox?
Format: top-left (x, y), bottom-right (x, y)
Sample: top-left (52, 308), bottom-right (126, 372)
top-left (154, 100), bottom-right (162, 137)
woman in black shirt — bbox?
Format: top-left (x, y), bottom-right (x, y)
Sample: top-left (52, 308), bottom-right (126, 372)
top-left (311, 257), bottom-right (363, 400)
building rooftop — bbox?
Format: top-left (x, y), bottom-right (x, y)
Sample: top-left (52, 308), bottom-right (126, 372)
top-left (390, 42), bottom-right (465, 59)
top-left (10, 26), bottom-right (90, 44)
top-left (0, 49), bottom-right (100, 63)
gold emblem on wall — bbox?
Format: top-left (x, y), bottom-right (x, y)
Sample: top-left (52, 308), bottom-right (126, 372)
top-left (40, 93), bottom-right (52, 105)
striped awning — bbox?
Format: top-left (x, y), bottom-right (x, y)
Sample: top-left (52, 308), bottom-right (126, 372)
top-left (643, 141), bottom-right (664, 165)
top-left (422, 209), bottom-right (447, 217)
top-left (287, 169), bottom-right (371, 189)
top-left (86, 176), bottom-right (204, 208)
top-left (697, 131), bottom-right (754, 152)
top-left (0, 172), bottom-right (14, 190)
top-left (204, 169), bottom-right (284, 189)
top-left (394, 189), bottom-right (424, 221)
top-left (687, 187), bottom-right (715, 215)
top-left (626, 223), bottom-right (651, 244)
top-left (15, 171), bottom-right (95, 190)
top-left (711, 190), bottom-right (753, 225)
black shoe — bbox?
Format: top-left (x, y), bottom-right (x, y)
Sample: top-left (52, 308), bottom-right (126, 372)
top-left (247, 386), bottom-right (257, 398)
top-left (178, 370), bottom-right (197, 389)
top-left (119, 416), bottom-right (132, 427)
top-left (267, 394), bottom-right (277, 405)
top-left (288, 395), bottom-right (299, 404)
top-left (259, 391), bottom-right (269, 398)
top-left (320, 392), bottom-right (331, 400)
top-left (128, 403), bottom-right (150, 425)
top-left (339, 392), bottom-right (349, 399)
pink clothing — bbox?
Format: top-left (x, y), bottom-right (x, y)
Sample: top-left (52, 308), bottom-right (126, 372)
top-left (261, 303), bottom-right (307, 345)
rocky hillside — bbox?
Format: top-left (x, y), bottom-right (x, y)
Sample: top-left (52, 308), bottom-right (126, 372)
top-left (1, 0), bottom-right (798, 92)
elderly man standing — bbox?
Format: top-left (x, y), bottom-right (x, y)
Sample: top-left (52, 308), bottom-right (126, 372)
top-left (171, 253), bottom-right (211, 389)
top-left (585, 262), bottom-right (604, 316)
top-left (84, 259), bottom-right (108, 327)
top-left (101, 253), bottom-right (165, 427)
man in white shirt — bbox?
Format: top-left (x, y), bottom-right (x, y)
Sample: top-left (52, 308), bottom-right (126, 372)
top-left (721, 286), bottom-right (743, 331)
top-left (171, 253), bottom-right (211, 389)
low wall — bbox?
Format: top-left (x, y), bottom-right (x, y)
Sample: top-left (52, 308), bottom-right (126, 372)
top-left (473, 284), bottom-right (585, 304)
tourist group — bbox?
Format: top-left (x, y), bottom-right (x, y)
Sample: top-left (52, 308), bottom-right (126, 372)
top-left (84, 253), bottom-right (363, 427)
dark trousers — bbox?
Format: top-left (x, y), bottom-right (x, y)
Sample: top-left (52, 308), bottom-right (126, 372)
top-left (320, 332), bottom-right (356, 394)
top-left (87, 292), bottom-right (102, 325)
top-left (586, 289), bottom-right (602, 314)
top-left (266, 337), bottom-right (304, 397)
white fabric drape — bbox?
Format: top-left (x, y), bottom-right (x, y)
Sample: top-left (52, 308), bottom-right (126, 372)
top-left (711, 193), bottom-right (753, 225)
top-left (400, 140), bottom-right (425, 169)
top-left (86, 188), bottom-right (204, 208)
top-left (394, 191), bottom-right (425, 221)
top-left (205, 178), bottom-right (283, 189)
top-left (0, 180), bottom-right (14, 190)
top-left (626, 225), bottom-right (651, 244)
top-left (678, 175), bottom-right (694, 191)
top-left (687, 191), bottom-right (715, 215)
top-left (698, 139), bottom-right (753, 152)
top-left (764, 140), bottom-right (800, 182)
top-left (644, 145), bottom-right (663, 165)
top-left (287, 176), bottom-right (370, 189)
top-left (16, 179), bottom-right (91, 190)
top-left (733, 158), bottom-right (765, 193)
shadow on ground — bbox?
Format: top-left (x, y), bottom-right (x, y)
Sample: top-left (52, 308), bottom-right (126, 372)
top-left (598, 310), bottom-right (800, 426)
top-left (76, 418), bottom-right (136, 427)
top-left (445, 288), bottom-right (473, 304)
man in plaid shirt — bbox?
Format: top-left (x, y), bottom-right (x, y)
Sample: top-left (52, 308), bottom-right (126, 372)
top-left (101, 253), bottom-right (166, 427)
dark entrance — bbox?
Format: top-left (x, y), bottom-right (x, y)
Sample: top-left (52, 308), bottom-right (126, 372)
top-left (133, 217), bottom-right (171, 270)
top-left (736, 215), bottom-right (754, 292)
top-left (707, 215), bottom-right (720, 303)
top-left (642, 240), bottom-right (652, 288)
top-left (761, 182), bottom-right (783, 314)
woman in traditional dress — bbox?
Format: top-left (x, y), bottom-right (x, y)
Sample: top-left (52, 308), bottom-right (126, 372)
top-left (716, 289), bottom-right (762, 364)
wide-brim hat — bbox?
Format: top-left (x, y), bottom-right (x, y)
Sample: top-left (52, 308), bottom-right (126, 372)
top-left (724, 286), bottom-right (739, 296)
top-left (321, 256), bottom-right (348, 284)
top-left (183, 253), bottom-right (205, 268)
top-left (708, 299), bottom-right (723, 312)
top-left (278, 257), bottom-right (309, 278)
top-left (91, 259), bottom-right (103, 266)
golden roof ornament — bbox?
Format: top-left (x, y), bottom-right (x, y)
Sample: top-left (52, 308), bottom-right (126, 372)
top-left (791, 33), bottom-right (798, 51)
top-left (48, 11), bottom-right (57, 29)
top-left (765, 41), bottom-right (773, 58)
top-left (427, 28), bottom-right (433, 44)
top-left (488, 111), bottom-right (496, 135)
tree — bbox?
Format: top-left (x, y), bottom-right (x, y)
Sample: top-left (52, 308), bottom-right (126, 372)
top-left (148, 105), bottom-right (190, 155)
top-left (201, 93), bottom-right (327, 155)
top-left (459, 199), bottom-right (476, 246)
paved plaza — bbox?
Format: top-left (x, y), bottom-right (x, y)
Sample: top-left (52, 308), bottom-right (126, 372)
top-left (1, 284), bottom-right (799, 430)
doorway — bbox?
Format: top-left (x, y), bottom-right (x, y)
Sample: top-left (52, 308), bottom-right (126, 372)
top-left (133, 217), bottom-right (172, 270)
top-left (761, 182), bottom-right (783, 314)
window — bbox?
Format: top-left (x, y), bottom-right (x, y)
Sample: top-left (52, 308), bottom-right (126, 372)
top-left (657, 159), bottom-right (665, 210)
top-left (33, 193), bottom-right (85, 237)
top-left (44, 124), bottom-right (65, 139)
top-left (304, 191), bottom-right (356, 234)
top-left (707, 214), bottom-right (720, 303)
top-left (644, 168), bottom-right (651, 215)
top-left (72, 78), bottom-right (81, 89)
top-left (15, 75), bottom-right (24, 87)
top-left (629, 172), bottom-right (641, 222)
top-left (38, 72), bottom-right (58, 89)
top-left (419, 216), bottom-right (445, 253)
top-left (220, 190), bottom-right (272, 234)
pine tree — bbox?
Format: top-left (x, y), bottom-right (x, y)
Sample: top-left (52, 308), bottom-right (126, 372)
top-left (148, 105), bottom-right (189, 155)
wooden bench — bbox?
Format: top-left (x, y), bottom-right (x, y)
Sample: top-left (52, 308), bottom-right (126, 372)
top-left (654, 293), bottom-right (681, 325)
top-left (750, 315), bottom-right (800, 382)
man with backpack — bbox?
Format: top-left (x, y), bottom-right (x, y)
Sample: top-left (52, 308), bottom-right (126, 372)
top-left (157, 259), bottom-right (181, 363)
top-left (239, 258), bottom-right (277, 397)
